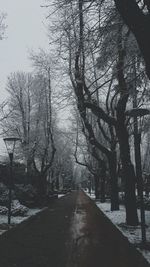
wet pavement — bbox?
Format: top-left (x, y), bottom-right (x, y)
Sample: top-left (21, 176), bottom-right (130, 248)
top-left (0, 190), bottom-right (149, 267)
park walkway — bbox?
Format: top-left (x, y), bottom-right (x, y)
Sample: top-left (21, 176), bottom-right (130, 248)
top-left (0, 190), bottom-right (149, 267)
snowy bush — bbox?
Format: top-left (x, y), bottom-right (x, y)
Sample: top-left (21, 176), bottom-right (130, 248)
top-left (136, 196), bottom-right (150, 210)
top-left (0, 183), bottom-right (16, 206)
top-left (11, 200), bottom-right (28, 216)
top-left (0, 200), bottom-right (28, 216)
top-left (0, 206), bottom-right (8, 215)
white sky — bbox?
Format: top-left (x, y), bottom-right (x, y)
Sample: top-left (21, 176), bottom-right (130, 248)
top-left (0, 0), bottom-right (50, 155)
top-left (0, 0), bottom-right (49, 100)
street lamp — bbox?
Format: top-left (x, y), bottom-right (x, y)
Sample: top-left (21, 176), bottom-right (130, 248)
top-left (3, 137), bottom-right (20, 225)
top-left (125, 108), bottom-right (150, 245)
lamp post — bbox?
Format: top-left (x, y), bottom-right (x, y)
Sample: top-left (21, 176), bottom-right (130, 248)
top-left (125, 108), bottom-right (150, 245)
top-left (3, 137), bottom-right (20, 225)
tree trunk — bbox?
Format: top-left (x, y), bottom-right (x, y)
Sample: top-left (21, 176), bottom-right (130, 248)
top-left (134, 128), bottom-right (142, 197)
top-left (132, 73), bottom-right (141, 197)
top-left (115, 36), bottom-right (139, 224)
top-left (37, 174), bottom-right (47, 198)
top-left (25, 159), bottom-right (32, 184)
top-left (56, 175), bottom-right (60, 190)
top-left (108, 151), bottom-right (119, 211)
top-left (100, 162), bottom-right (106, 203)
top-left (94, 174), bottom-right (100, 200)
top-left (88, 175), bottom-right (92, 194)
top-left (116, 106), bottom-right (139, 225)
top-left (123, 163), bottom-right (139, 225)
top-left (114, 0), bottom-right (150, 79)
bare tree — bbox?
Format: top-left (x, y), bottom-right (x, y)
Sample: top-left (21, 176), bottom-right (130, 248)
top-left (29, 52), bottom-right (57, 196)
top-left (0, 12), bottom-right (7, 40)
top-left (3, 68), bottom-right (56, 197)
top-left (45, 0), bottom-right (145, 225)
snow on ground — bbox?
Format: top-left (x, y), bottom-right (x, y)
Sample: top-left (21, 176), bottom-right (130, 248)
top-left (58, 194), bottom-right (65, 198)
top-left (86, 192), bottom-right (150, 264)
top-left (0, 194), bottom-right (65, 235)
top-left (0, 208), bottom-right (42, 234)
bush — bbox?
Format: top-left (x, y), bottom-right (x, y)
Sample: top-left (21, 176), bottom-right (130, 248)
top-left (11, 200), bottom-right (28, 216)
top-left (0, 183), bottom-right (16, 206)
top-left (14, 184), bottom-right (38, 207)
top-left (0, 206), bottom-right (8, 215)
top-left (136, 196), bottom-right (150, 210)
top-left (0, 200), bottom-right (28, 216)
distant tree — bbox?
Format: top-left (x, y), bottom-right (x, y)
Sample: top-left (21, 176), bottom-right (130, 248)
top-left (72, 108), bottom-right (107, 201)
top-left (0, 12), bottom-right (7, 40)
top-left (50, 130), bottom-right (74, 191)
top-left (2, 72), bottom-right (37, 176)
top-left (3, 68), bottom-right (56, 197)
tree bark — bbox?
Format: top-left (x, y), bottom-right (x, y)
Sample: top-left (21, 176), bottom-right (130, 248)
top-left (108, 151), bottom-right (119, 211)
top-left (116, 96), bottom-right (139, 225)
top-left (94, 174), bottom-right (100, 200)
top-left (114, 0), bottom-right (150, 79)
top-left (100, 162), bottom-right (106, 203)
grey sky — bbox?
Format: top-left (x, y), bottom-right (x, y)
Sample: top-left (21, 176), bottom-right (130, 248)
top-left (0, 0), bottom-right (49, 100)
top-left (0, 0), bottom-right (50, 155)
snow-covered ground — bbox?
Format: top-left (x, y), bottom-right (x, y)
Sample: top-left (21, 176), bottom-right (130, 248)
top-left (0, 208), bottom-right (42, 234)
top-left (58, 194), bottom-right (65, 198)
top-left (87, 192), bottom-right (150, 264)
top-left (0, 193), bottom-right (65, 235)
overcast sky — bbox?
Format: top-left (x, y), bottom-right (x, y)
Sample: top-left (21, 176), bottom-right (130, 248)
top-left (0, 0), bottom-right (49, 100)
top-left (0, 0), bottom-right (50, 155)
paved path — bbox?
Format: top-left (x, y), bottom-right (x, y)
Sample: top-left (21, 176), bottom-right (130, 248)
top-left (0, 190), bottom-right (149, 267)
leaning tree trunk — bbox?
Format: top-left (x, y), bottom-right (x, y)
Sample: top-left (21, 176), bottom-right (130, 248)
top-left (116, 95), bottom-right (139, 226)
top-left (108, 151), bottom-right (119, 211)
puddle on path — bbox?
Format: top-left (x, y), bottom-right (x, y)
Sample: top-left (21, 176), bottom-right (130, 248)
top-left (66, 195), bottom-right (90, 267)
top-left (71, 207), bottom-right (86, 240)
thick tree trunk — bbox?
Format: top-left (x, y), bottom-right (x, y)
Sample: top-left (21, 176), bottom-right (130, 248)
top-left (115, 33), bottom-right (139, 225)
top-left (116, 100), bottom-right (139, 225)
top-left (108, 152), bottom-right (119, 211)
top-left (123, 163), bottom-right (139, 225)
top-left (114, 0), bottom-right (150, 79)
